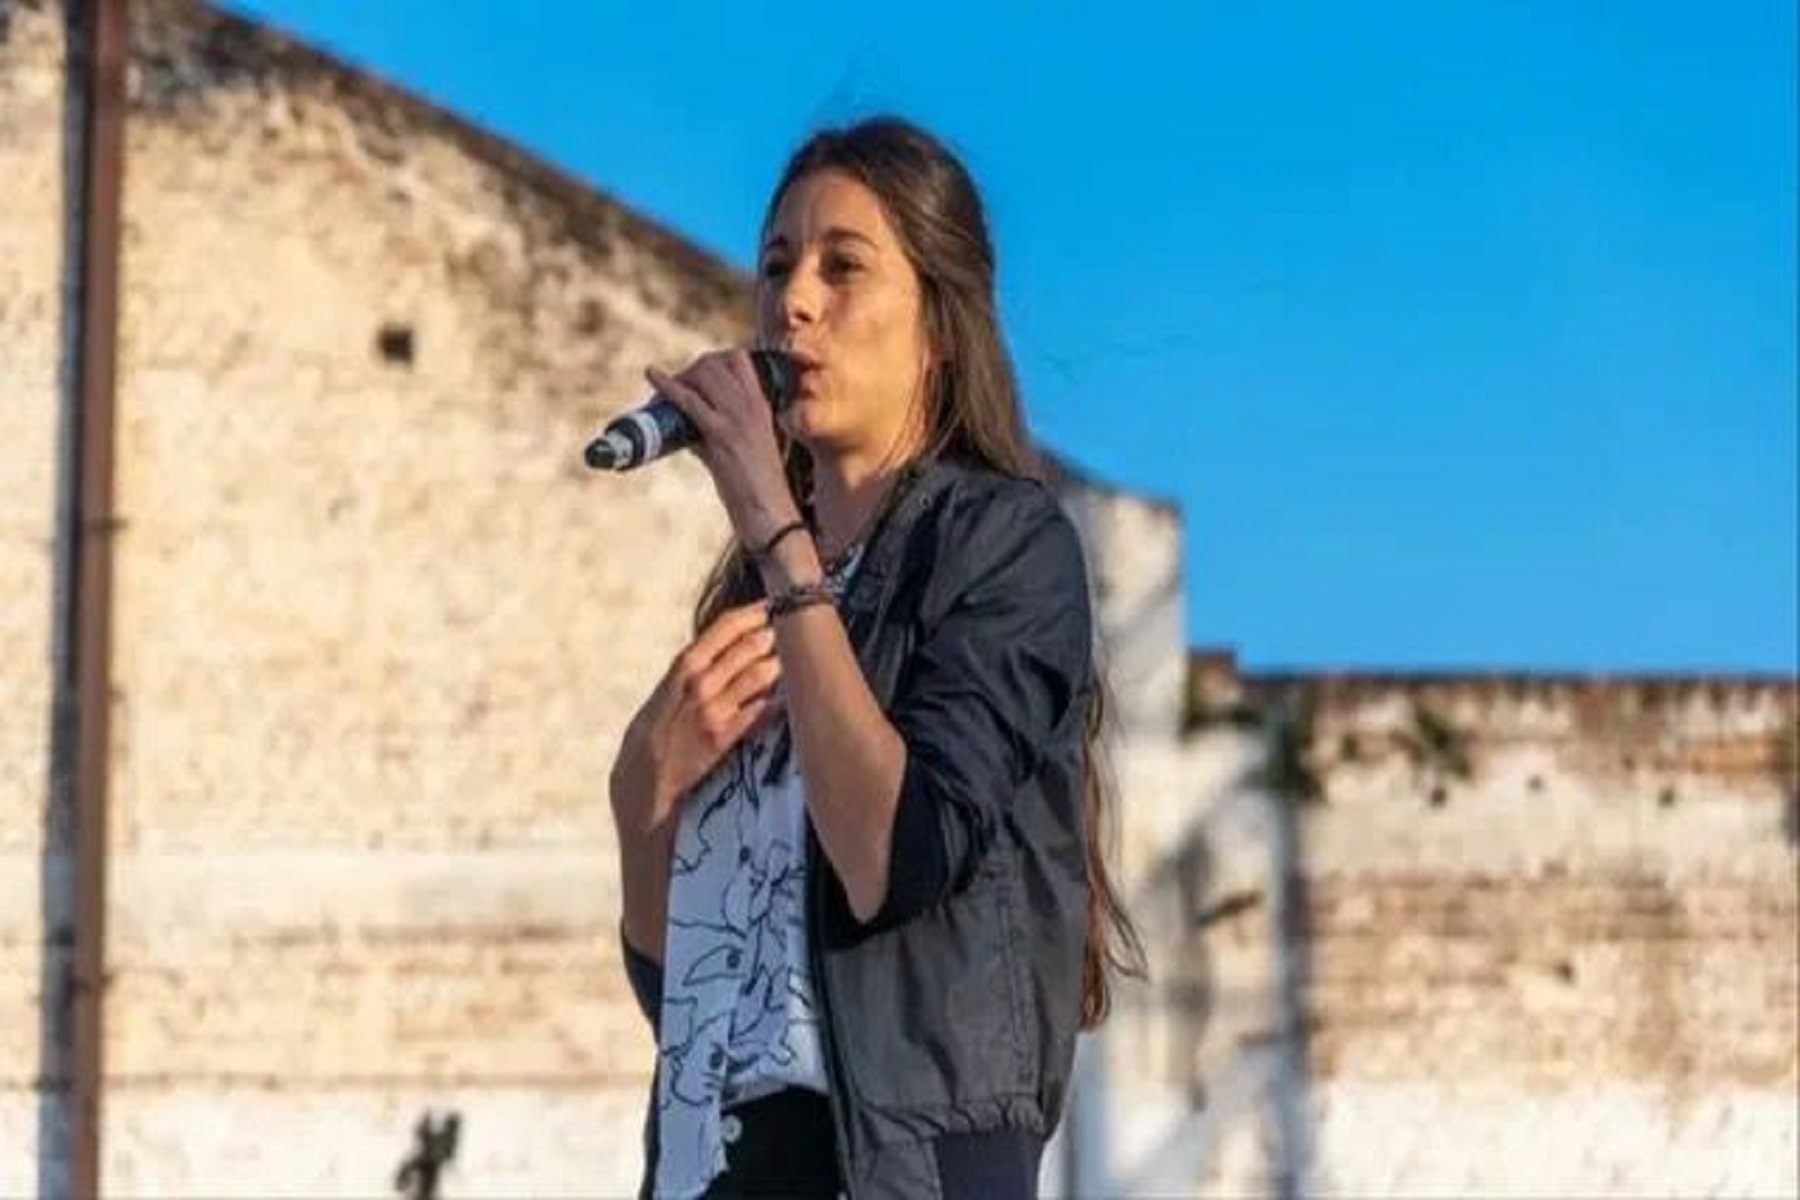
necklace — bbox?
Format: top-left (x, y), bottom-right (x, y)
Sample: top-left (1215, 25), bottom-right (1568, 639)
top-left (821, 539), bottom-right (865, 581)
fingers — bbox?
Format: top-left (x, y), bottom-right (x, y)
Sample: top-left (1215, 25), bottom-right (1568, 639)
top-left (679, 601), bottom-right (771, 677)
top-left (646, 364), bottom-right (718, 439)
top-left (645, 350), bottom-right (800, 605)
top-left (647, 350), bottom-right (770, 433)
top-left (719, 650), bottom-right (782, 708)
top-left (691, 656), bottom-right (783, 758)
top-left (722, 348), bottom-right (765, 404)
top-left (701, 689), bottom-right (783, 758)
top-left (669, 599), bottom-right (784, 756)
top-left (693, 624), bottom-right (778, 706)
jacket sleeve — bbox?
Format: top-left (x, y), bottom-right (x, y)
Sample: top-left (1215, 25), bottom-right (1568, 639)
top-left (865, 483), bottom-right (1094, 930)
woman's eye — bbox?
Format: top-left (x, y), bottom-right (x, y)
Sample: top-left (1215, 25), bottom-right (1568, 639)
top-left (759, 259), bottom-right (791, 280)
top-left (824, 256), bottom-right (864, 278)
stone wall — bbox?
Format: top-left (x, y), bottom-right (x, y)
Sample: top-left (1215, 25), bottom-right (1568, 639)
top-left (20, 0), bottom-right (751, 1191)
top-left (1098, 668), bottom-right (1799, 1197)
top-left (1286, 675), bottom-right (1797, 1197)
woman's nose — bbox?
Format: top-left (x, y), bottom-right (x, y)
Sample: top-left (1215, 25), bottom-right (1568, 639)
top-left (778, 268), bottom-right (822, 327)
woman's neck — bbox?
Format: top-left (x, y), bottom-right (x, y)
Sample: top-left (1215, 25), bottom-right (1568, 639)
top-left (809, 446), bottom-right (919, 563)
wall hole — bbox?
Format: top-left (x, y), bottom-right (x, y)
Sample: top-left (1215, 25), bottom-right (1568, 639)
top-left (377, 322), bottom-right (415, 367)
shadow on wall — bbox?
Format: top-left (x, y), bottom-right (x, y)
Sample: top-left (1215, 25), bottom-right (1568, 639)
top-left (1108, 694), bottom-right (1321, 1199)
top-left (1776, 728), bottom-right (1799, 848)
top-left (37, 2), bottom-right (97, 1192)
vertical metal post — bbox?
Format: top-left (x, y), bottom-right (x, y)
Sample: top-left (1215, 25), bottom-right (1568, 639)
top-left (63, 0), bottom-right (128, 1193)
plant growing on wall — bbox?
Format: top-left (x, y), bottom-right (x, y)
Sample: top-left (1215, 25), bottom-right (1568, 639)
top-left (1259, 695), bottom-right (1324, 805)
top-left (1395, 702), bottom-right (1475, 806)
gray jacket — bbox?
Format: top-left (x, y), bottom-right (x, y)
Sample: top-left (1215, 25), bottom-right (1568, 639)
top-left (625, 455), bottom-right (1095, 1198)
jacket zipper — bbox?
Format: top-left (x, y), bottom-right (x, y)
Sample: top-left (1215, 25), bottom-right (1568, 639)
top-left (802, 472), bottom-right (927, 1198)
top-left (807, 826), bottom-right (860, 1197)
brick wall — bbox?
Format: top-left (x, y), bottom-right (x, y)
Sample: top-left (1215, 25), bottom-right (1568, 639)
top-left (1107, 673), bottom-right (1799, 1197)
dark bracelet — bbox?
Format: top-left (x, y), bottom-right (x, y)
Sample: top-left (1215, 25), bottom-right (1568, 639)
top-left (766, 581), bottom-right (837, 619)
top-left (753, 519), bottom-right (810, 562)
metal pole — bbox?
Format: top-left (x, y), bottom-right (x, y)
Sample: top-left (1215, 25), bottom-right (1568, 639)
top-left (65, 0), bottom-right (128, 1193)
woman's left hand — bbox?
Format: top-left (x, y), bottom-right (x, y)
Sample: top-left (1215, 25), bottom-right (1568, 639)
top-left (647, 350), bottom-right (801, 547)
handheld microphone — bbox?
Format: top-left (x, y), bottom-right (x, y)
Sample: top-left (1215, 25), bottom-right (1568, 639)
top-left (583, 349), bottom-right (799, 471)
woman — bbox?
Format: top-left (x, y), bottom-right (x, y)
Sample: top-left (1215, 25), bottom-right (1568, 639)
top-left (609, 115), bottom-right (1142, 1199)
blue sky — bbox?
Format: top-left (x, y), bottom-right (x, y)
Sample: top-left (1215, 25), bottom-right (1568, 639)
top-left (228, 1), bottom-right (1797, 673)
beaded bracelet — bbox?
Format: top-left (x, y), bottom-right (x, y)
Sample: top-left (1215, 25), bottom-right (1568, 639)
top-left (766, 581), bottom-right (837, 619)
top-left (753, 519), bottom-right (810, 563)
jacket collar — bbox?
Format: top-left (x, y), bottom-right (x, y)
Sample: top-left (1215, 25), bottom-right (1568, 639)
top-left (838, 454), bottom-right (964, 622)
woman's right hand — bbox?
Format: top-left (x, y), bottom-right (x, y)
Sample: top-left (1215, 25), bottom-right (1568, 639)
top-left (609, 600), bottom-right (783, 840)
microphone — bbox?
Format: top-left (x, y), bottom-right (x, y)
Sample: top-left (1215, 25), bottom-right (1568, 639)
top-left (583, 349), bottom-right (799, 471)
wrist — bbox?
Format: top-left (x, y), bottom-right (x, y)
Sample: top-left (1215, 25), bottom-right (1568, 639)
top-left (766, 579), bottom-right (838, 620)
top-left (751, 518), bottom-right (810, 565)
top-left (742, 501), bottom-right (806, 554)
top-left (758, 532), bottom-right (824, 593)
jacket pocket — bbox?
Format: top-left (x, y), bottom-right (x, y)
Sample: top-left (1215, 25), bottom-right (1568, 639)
top-left (829, 855), bottom-right (1030, 1112)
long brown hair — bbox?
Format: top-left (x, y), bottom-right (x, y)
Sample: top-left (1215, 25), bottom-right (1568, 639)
top-left (695, 115), bottom-right (1145, 1027)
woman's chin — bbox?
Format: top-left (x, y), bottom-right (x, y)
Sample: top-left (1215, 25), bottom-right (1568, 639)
top-left (780, 408), bottom-right (844, 452)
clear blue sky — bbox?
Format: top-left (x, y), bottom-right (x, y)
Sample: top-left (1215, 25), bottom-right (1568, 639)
top-left (228, 1), bottom-right (1797, 674)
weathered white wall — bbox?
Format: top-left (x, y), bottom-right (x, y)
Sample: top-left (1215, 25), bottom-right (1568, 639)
top-left (108, 0), bottom-right (743, 1190)
top-left (0, 1), bottom-right (69, 1192)
top-left (1093, 668), bottom-right (1798, 1198)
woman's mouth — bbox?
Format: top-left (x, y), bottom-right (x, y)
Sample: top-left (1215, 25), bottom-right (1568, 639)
top-left (786, 354), bottom-right (822, 398)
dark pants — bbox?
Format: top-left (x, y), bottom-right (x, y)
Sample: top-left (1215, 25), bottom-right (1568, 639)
top-left (705, 1088), bottom-right (842, 1199)
top-left (642, 1086), bottom-right (1044, 1198)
